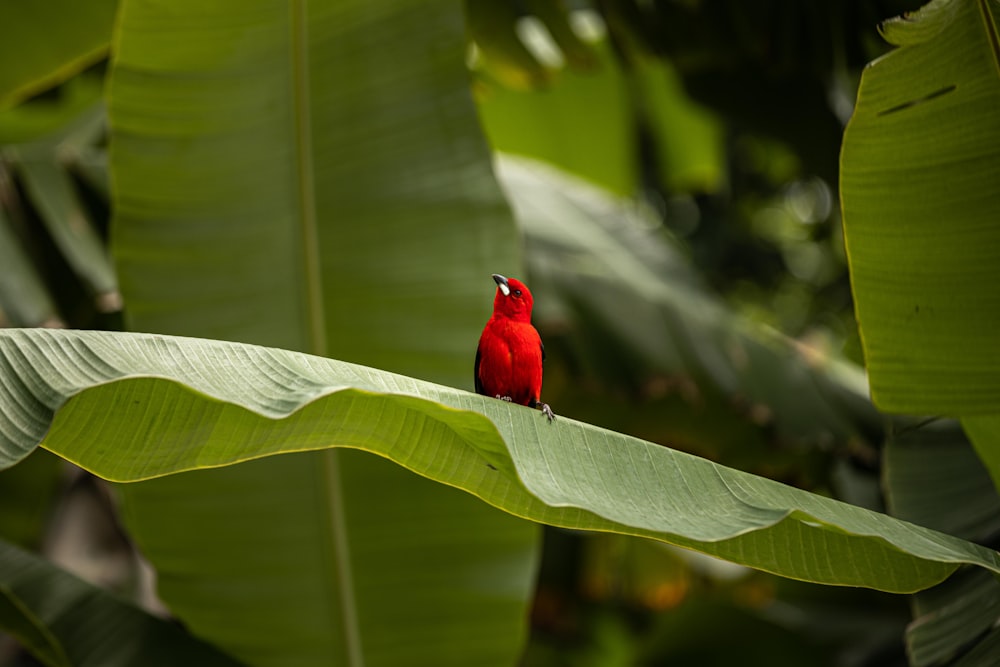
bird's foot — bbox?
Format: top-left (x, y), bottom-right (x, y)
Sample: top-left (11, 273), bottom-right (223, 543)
top-left (538, 402), bottom-right (555, 422)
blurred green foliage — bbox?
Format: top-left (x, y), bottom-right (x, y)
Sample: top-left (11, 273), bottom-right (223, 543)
top-left (1, 0), bottom-right (994, 665)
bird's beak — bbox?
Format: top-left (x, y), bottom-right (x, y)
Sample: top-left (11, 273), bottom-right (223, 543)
top-left (493, 273), bottom-right (510, 296)
top-left (492, 273), bottom-right (511, 297)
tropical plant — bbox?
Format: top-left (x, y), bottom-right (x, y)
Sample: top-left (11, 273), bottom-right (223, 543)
top-left (0, 0), bottom-right (998, 666)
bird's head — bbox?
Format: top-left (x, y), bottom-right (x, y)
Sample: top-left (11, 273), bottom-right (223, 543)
top-left (491, 273), bottom-right (534, 322)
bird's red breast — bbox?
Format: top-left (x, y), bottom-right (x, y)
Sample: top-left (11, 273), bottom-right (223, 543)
top-left (476, 316), bottom-right (544, 406)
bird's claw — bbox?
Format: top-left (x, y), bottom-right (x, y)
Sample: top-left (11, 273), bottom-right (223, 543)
top-left (539, 402), bottom-right (555, 422)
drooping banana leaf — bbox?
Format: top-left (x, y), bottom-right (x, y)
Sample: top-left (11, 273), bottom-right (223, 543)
top-left (2, 328), bottom-right (999, 599)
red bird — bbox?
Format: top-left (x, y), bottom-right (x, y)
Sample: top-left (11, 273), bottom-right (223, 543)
top-left (475, 273), bottom-right (555, 421)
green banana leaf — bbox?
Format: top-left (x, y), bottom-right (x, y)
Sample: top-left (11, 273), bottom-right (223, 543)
top-left (885, 423), bottom-right (1000, 666)
top-left (0, 0), bottom-right (117, 110)
top-left (2, 328), bottom-right (1000, 598)
top-left (843, 2), bottom-right (1000, 654)
top-left (885, 421), bottom-right (1000, 543)
top-left (13, 156), bottom-right (117, 299)
top-left (842, 2), bottom-right (1000, 663)
top-left (0, 536), bottom-right (245, 667)
top-left (907, 568), bottom-right (1000, 667)
top-left (106, 0), bottom-right (532, 665)
top-left (109, 0), bottom-right (517, 375)
top-left (0, 206), bottom-right (58, 327)
top-left (0, 91), bottom-right (110, 328)
top-left (840, 0), bottom-right (1000, 415)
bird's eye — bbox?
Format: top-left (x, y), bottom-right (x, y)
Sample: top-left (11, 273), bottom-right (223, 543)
top-left (513, 289), bottom-right (522, 297)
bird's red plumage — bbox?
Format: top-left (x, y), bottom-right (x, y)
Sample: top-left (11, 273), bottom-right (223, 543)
top-left (476, 317), bottom-right (543, 405)
top-left (475, 275), bottom-right (553, 420)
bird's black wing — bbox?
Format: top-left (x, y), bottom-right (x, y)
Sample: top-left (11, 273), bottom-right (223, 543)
top-left (474, 345), bottom-right (485, 395)
top-left (540, 341), bottom-right (546, 363)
